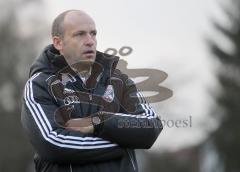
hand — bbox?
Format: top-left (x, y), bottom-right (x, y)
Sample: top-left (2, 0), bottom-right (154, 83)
top-left (65, 118), bottom-right (94, 134)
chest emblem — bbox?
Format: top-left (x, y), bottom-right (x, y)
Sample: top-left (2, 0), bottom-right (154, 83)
top-left (102, 85), bottom-right (115, 103)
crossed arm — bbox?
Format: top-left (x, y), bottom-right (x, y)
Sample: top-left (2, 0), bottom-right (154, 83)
top-left (22, 73), bottom-right (162, 164)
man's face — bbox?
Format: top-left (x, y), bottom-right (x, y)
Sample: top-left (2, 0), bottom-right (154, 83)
top-left (58, 12), bottom-right (97, 65)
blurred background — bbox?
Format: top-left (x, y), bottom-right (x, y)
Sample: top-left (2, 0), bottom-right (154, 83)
top-left (0, 0), bottom-right (239, 171)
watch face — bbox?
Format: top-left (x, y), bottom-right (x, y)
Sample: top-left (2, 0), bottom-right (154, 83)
top-left (92, 116), bottom-right (101, 125)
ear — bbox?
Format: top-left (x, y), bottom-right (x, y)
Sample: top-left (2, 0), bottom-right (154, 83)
top-left (52, 36), bottom-right (63, 54)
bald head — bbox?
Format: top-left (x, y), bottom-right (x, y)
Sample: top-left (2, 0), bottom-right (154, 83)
top-left (51, 10), bottom-right (95, 39)
top-left (52, 9), bottom-right (97, 65)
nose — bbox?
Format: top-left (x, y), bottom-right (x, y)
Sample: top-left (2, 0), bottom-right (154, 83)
top-left (85, 34), bottom-right (95, 47)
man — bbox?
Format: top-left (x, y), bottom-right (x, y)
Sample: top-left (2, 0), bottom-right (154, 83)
top-left (21, 10), bottom-right (163, 172)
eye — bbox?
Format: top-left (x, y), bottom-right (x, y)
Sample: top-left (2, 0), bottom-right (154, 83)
top-left (73, 31), bottom-right (85, 37)
top-left (91, 31), bottom-right (97, 36)
top-left (77, 32), bottom-right (85, 36)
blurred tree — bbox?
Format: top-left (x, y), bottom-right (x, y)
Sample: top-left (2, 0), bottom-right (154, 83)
top-left (210, 0), bottom-right (240, 171)
top-left (0, 0), bottom-right (46, 171)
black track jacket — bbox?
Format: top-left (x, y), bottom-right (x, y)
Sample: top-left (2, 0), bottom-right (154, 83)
top-left (21, 45), bottom-right (163, 172)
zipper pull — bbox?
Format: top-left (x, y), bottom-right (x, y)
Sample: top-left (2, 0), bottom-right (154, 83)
top-left (89, 94), bottom-right (92, 101)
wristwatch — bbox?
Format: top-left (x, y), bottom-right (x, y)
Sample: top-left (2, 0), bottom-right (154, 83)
top-left (91, 116), bottom-right (101, 125)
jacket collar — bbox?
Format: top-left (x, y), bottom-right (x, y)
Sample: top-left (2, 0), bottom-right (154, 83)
top-left (30, 44), bottom-right (120, 77)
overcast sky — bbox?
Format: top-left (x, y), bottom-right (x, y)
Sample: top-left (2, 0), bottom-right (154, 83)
top-left (37, 0), bottom-right (231, 152)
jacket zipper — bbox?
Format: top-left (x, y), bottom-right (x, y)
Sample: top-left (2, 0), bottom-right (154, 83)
top-left (127, 149), bottom-right (136, 172)
top-left (87, 90), bottom-right (93, 115)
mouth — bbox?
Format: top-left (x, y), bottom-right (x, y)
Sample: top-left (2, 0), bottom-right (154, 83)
top-left (83, 50), bottom-right (95, 55)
